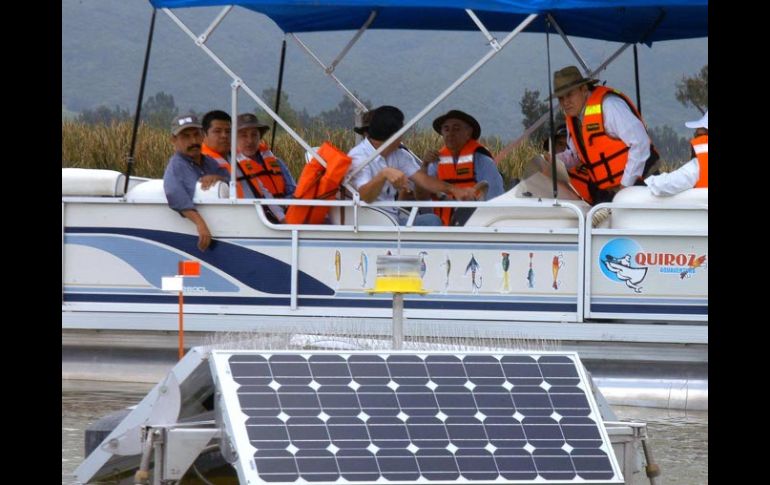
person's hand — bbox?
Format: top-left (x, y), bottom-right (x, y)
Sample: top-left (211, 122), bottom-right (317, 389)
top-left (381, 168), bottom-right (409, 191)
top-left (450, 186), bottom-right (478, 201)
top-left (195, 220), bottom-right (212, 251)
top-left (421, 149), bottom-right (440, 166)
top-left (199, 174), bottom-right (223, 190)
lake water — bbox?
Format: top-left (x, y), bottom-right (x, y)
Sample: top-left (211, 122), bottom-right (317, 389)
top-left (62, 380), bottom-right (707, 484)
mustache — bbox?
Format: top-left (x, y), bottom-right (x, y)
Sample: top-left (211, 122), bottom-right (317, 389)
top-left (186, 144), bottom-right (201, 150)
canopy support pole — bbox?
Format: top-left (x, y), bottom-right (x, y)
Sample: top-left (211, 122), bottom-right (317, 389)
top-left (327, 10), bottom-right (378, 74)
top-left (465, 10), bottom-right (500, 50)
top-left (290, 33), bottom-right (369, 112)
top-left (270, 39), bottom-right (288, 148)
top-left (547, 14), bottom-right (592, 74)
top-left (199, 6), bottom-right (233, 44)
top-left (162, 8), bottom-right (328, 168)
top-left (123, 8), bottom-right (156, 196)
top-left (346, 12), bottom-right (538, 184)
top-left (230, 81), bottom-right (239, 199)
top-left (545, 18), bottom-right (558, 200)
top-left (633, 44), bottom-right (642, 114)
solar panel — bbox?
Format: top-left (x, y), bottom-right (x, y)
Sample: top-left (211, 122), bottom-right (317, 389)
top-left (210, 351), bottom-right (622, 484)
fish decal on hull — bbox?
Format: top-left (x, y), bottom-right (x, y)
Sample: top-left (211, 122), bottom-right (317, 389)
top-left (441, 254), bottom-right (451, 293)
top-left (501, 252), bottom-right (510, 293)
top-left (603, 254), bottom-right (647, 293)
top-left (527, 252), bottom-right (535, 288)
top-left (418, 251), bottom-right (428, 279)
top-left (354, 251), bottom-right (369, 287)
top-left (465, 254), bottom-right (482, 293)
top-left (552, 253), bottom-right (564, 290)
top-left (334, 250), bottom-right (341, 282)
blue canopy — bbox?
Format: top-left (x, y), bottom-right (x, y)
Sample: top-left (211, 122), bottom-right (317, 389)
top-left (150, 1), bottom-right (707, 43)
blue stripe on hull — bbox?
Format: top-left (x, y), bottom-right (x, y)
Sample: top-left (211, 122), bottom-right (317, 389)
top-left (67, 227), bottom-right (333, 296)
top-left (63, 293), bottom-right (576, 312)
top-left (591, 303), bottom-right (708, 315)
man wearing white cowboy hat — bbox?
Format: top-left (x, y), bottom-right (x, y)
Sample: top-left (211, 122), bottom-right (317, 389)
top-left (553, 65), bottom-right (659, 204)
top-left (645, 111), bottom-right (708, 196)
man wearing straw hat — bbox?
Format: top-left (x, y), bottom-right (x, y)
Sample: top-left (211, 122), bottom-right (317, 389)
top-left (553, 65), bottom-right (658, 204)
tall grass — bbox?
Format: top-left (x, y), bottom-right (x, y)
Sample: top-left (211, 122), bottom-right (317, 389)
top-left (62, 120), bottom-right (541, 186)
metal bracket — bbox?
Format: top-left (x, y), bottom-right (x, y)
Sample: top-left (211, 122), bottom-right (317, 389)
top-left (100, 372), bottom-right (182, 456)
top-left (162, 427), bottom-right (220, 480)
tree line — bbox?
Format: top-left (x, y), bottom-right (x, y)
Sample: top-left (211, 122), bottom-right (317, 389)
top-left (71, 64), bottom-right (707, 164)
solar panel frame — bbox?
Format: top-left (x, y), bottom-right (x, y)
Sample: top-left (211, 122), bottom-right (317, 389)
top-left (210, 350), bottom-right (623, 484)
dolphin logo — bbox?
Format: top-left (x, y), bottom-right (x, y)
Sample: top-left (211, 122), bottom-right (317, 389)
top-left (603, 254), bottom-right (647, 293)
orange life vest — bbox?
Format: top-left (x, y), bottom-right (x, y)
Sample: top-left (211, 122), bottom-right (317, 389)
top-left (234, 142), bottom-right (288, 198)
top-left (567, 164), bottom-right (593, 204)
top-left (201, 144), bottom-right (229, 168)
top-left (433, 140), bottom-right (492, 226)
top-left (691, 134), bottom-right (708, 188)
top-left (284, 142), bottom-right (352, 225)
top-left (565, 86), bottom-right (654, 190)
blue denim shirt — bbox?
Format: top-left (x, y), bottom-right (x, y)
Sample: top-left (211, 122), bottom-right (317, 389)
top-left (163, 151), bottom-right (229, 212)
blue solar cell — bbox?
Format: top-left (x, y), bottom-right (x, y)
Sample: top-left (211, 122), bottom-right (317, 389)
top-left (561, 417), bottom-right (604, 447)
top-left (396, 385), bottom-right (440, 416)
top-left (376, 449), bottom-right (420, 481)
top-left (316, 385), bottom-right (360, 415)
top-left (230, 357), bottom-right (272, 383)
top-left (295, 449), bottom-right (340, 482)
top-left (237, 388), bottom-right (280, 417)
top-left (348, 355), bottom-right (391, 384)
top-left (511, 386), bottom-right (554, 415)
top-left (416, 449), bottom-right (460, 480)
top-left (327, 417), bottom-right (370, 448)
top-left (455, 449), bottom-right (499, 480)
top-left (336, 449), bottom-right (381, 481)
top-left (433, 385), bottom-right (476, 414)
top-left (308, 355), bottom-right (351, 384)
top-left (218, 352), bottom-right (620, 484)
top-left (570, 449), bottom-right (616, 480)
top-left (425, 355), bottom-right (467, 384)
top-left (485, 416), bottom-right (527, 447)
top-left (286, 417), bottom-right (330, 449)
top-left (474, 386), bottom-right (515, 415)
top-left (276, 386), bottom-right (321, 416)
top-left (368, 416), bottom-right (410, 448)
top-left (246, 417), bottom-right (290, 448)
top-left (388, 355), bottom-right (430, 384)
top-left (496, 448), bottom-right (539, 480)
top-left (253, 449), bottom-right (299, 482)
top-left (446, 417), bottom-right (488, 448)
top-left (406, 417), bottom-right (450, 448)
top-left (533, 449), bottom-right (577, 480)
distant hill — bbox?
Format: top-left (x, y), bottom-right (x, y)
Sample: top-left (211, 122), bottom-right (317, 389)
top-left (62, 0), bottom-right (707, 138)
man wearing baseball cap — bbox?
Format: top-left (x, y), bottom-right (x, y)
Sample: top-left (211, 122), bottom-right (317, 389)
top-left (163, 114), bottom-right (229, 251)
top-left (645, 111), bottom-right (708, 196)
top-left (234, 112), bottom-right (296, 222)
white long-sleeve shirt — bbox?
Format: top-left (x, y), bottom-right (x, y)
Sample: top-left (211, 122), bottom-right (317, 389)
top-left (644, 158), bottom-right (700, 196)
top-left (557, 93), bottom-right (651, 187)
